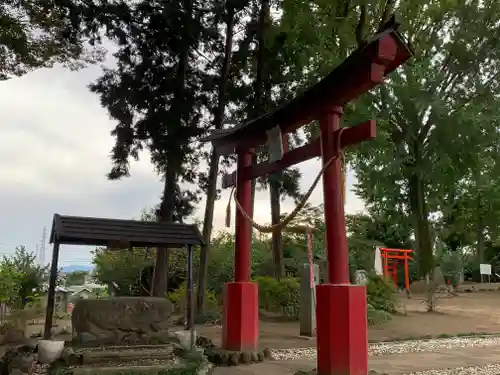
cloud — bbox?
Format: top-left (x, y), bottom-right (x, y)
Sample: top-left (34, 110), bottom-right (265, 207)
top-left (0, 64), bottom-right (365, 266)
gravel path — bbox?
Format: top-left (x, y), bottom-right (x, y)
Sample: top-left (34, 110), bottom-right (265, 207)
top-left (406, 364), bottom-right (500, 375)
top-left (271, 336), bottom-right (500, 360)
top-left (24, 336), bottom-right (500, 375)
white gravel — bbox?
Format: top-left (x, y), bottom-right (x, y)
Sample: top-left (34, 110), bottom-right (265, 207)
top-left (270, 335), bottom-right (500, 360)
top-left (406, 363), bottom-right (500, 375)
top-left (370, 336), bottom-right (500, 356)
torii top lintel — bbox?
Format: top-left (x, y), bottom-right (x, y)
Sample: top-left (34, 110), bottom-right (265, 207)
top-left (202, 25), bottom-right (412, 156)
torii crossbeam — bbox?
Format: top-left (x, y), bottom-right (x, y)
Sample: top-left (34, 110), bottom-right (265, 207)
top-left (202, 22), bottom-right (412, 375)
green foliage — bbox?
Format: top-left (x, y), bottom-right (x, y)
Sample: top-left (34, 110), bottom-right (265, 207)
top-left (206, 231), bottom-right (271, 296)
top-left (92, 246), bottom-right (197, 296)
top-left (88, 0), bottom-right (209, 222)
top-left (1, 246), bottom-right (47, 308)
top-left (367, 303), bottom-right (392, 326)
top-left (352, 0), bottom-right (500, 277)
top-left (0, 0), bottom-right (103, 80)
top-left (254, 276), bottom-right (300, 320)
top-left (0, 262), bottom-right (19, 305)
top-left (0, 247), bottom-right (47, 332)
top-left (64, 271), bottom-right (88, 286)
top-left (436, 249), bottom-right (463, 285)
top-left (347, 213), bottom-right (414, 251)
top-left (92, 247), bottom-right (153, 296)
top-left (167, 282), bottom-right (218, 313)
top-left (366, 274), bottom-right (396, 313)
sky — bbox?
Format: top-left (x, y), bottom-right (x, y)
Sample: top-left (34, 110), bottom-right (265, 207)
top-left (0, 62), bottom-right (365, 267)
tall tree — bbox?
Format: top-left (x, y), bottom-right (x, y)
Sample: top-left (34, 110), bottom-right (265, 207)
top-left (197, 0), bottom-right (251, 313)
top-left (2, 246), bottom-right (48, 308)
top-left (89, 0), bottom-right (210, 296)
top-left (353, 0), bottom-right (500, 277)
top-left (256, 0), bottom-right (392, 278)
top-left (248, 0), bottom-right (304, 280)
top-left (0, 0), bottom-right (102, 80)
top-left (204, 0), bottom-right (304, 281)
top-left (64, 271), bottom-right (88, 286)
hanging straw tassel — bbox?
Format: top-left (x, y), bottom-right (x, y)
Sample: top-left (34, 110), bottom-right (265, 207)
top-left (225, 188), bottom-right (234, 228)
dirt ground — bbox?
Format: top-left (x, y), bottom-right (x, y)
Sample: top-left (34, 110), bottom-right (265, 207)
top-left (197, 291), bottom-right (500, 349)
top-left (25, 291), bottom-right (500, 348)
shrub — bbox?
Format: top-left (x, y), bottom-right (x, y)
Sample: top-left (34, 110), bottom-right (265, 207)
top-left (167, 282), bottom-right (219, 314)
top-left (439, 251), bottom-right (463, 286)
top-left (367, 303), bottom-right (392, 326)
top-left (254, 276), bottom-right (300, 320)
top-left (366, 274), bottom-right (396, 313)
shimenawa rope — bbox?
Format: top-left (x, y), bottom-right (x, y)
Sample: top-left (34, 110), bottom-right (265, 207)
top-left (225, 128), bottom-right (346, 233)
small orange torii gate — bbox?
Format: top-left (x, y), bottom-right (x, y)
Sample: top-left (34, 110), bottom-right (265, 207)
top-left (379, 248), bottom-right (413, 291)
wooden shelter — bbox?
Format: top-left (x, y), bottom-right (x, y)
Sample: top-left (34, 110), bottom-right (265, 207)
top-left (45, 213), bottom-right (204, 339)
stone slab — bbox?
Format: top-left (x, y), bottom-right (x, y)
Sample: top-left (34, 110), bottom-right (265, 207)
top-left (72, 297), bottom-right (174, 346)
top-left (300, 263), bottom-right (319, 337)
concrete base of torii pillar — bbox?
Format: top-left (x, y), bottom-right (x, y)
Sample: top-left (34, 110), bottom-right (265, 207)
top-left (221, 281), bottom-right (259, 351)
top-left (315, 108), bottom-right (369, 375)
top-left (316, 284), bottom-right (368, 375)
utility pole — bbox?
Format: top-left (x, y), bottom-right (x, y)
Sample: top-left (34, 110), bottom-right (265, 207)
top-left (39, 227), bottom-right (47, 265)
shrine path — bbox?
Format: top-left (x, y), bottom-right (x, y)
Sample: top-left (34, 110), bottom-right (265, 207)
top-left (211, 345), bottom-right (500, 375)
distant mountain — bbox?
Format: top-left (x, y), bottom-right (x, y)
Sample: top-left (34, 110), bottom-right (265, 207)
top-left (62, 265), bottom-right (93, 273)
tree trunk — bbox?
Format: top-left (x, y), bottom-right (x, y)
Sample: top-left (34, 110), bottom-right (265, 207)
top-left (270, 177), bottom-right (283, 279)
top-left (152, 168), bottom-right (176, 296)
top-left (152, 0), bottom-right (192, 297)
top-left (476, 194), bottom-right (485, 264)
top-left (196, 6), bottom-right (235, 313)
top-left (408, 171), bottom-right (434, 278)
top-left (197, 149), bottom-right (219, 308)
top-left (248, 0), bottom-right (270, 231)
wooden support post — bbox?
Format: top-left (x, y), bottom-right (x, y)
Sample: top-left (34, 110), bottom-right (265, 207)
top-left (392, 262), bottom-right (398, 287)
top-left (186, 245), bottom-right (195, 350)
top-left (316, 106), bottom-right (368, 375)
top-left (234, 149), bottom-right (252, 282)
top-left (44, 242), bottom-right (60, 339)
top-left (222, 148), bottom-right (258, 351)
top-left (404, 253), bottom-right (410, 291)
top-left (320, 107), bottom-right (349, 284)
top-left (383, 253), bottom-right (389, 278)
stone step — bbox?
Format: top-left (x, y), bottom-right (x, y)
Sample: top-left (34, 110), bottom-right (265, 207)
top-left (81, 348), bottom-right (175, 365)
top-left (72, 362), bottom-right (213, 375)
top-left (72, 364), bottom-right (176, 375)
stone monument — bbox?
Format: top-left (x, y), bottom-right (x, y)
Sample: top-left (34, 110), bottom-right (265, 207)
top-left (72, 297), bottom-right (174, 346)
top-left (300, 263), bottom-right (319, 337)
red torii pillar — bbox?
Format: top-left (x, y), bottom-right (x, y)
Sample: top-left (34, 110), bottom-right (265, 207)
top-left (203, 23), bottom-right (412, 375)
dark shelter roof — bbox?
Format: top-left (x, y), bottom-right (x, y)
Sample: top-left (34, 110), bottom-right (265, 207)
top-left (49, 214), bottom-right (204, 248)
top-left (202, 21), bottom-right (413, 155)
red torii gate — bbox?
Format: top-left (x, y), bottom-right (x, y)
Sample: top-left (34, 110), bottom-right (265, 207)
top-left (380, 247), bottom-right (413, 291)
top-left (202, 21), bottom-right (412, 375)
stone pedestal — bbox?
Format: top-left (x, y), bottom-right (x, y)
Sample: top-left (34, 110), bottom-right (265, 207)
top-left (300, 263), bottom-right (319, 337)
